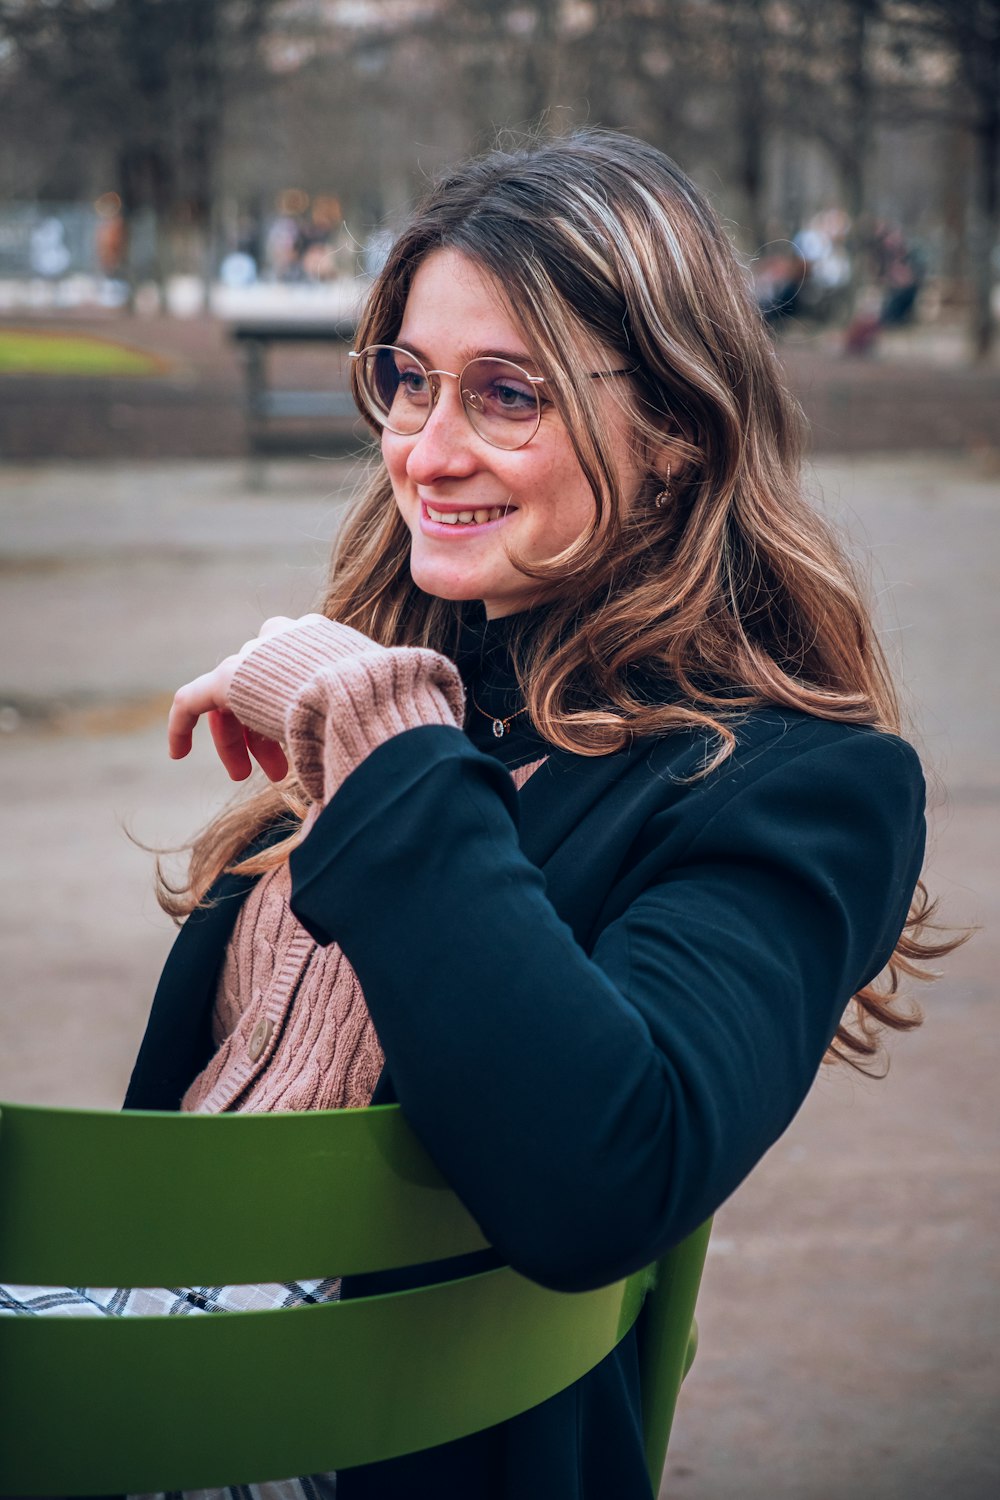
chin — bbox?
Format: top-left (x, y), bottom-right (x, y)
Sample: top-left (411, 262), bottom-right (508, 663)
top-left (405, 545), bottom-right (480, 601)
top-left (416, 581), bottom-right (480, 604)
top-left (409, 561), bottom-right (483, 604)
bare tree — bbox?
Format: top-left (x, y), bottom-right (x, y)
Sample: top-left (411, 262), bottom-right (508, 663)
top-left (882, 0), bottom-right (1000, 359)
top-left (0, 0), bottom-right (275, 298)
top-left (2, 0), bottom-right (991, 355)
top-left (843, 2), bottom-right (880, 224)
top-left (589, 1), bottom-right (696, 155)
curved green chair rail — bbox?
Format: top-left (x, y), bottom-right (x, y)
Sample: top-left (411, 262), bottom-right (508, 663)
top-left (0, 1099), bottom-right (710, 1496)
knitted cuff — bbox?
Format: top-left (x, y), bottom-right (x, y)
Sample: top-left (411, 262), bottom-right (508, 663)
top-left (229, 615), bottom-right (466, 803)
top-left (228, 615), bottom-right (375, 745)
top-left (287, 650), bottom-right (465, 802)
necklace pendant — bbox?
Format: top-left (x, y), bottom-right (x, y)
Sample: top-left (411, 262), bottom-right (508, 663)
top-left (492, 717), bottom-right (506, 738)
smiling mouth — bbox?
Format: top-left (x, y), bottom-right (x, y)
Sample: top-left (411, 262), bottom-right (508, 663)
top-left (423, 503), bottom-right (511, 526)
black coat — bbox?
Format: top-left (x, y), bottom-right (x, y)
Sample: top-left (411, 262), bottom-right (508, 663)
top-left (126, 707), bottom-right (925, 1500)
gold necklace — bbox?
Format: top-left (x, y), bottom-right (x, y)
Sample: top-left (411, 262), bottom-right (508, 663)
top-left (471, 691), bottom-right (529, 739)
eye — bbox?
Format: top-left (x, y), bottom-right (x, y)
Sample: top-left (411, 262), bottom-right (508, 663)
top-left (495, 378), bottom-right (534, 408)
top-left (395, 363), bottom-right (431, 403)
top-left (479, 373), bottom-right (537, 418)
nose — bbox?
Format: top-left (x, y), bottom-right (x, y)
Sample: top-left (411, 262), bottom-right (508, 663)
top-left (402, 374), bottom-right (479, 484)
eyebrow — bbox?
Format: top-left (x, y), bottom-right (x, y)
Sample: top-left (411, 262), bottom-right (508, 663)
top-left (394, 338), bottom-right (542, 371)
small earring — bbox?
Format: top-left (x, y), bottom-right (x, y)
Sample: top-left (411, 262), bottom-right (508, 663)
top-left (654, 463), bottom-right (672, 509)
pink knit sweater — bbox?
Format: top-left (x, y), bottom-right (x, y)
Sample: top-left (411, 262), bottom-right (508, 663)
top-left (182, 616), bottom-right (543, 1115)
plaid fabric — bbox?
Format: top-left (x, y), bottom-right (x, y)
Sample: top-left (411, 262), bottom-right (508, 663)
top-left (0, 1276), bottom-right (340, 1318)
top-left (0, 1276), bottom-right (341, 1499)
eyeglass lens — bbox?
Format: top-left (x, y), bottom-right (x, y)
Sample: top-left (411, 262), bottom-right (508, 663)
top-left (357, 345), bottom-right (541, 450)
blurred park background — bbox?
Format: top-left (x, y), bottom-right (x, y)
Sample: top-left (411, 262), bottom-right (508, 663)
top-left (0, 3), bottom-right (998, 1498)
top-left (1, 0), bottom-right (1000, 456)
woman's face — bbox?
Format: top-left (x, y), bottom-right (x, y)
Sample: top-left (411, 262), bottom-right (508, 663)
top-left (381, 248), bottom-right (643, 619)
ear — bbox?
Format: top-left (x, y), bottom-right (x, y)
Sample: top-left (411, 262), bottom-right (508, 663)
top-left (639, 410), bottom-right (690, 478)
top-left (648, 438), bottom-right (687, 489)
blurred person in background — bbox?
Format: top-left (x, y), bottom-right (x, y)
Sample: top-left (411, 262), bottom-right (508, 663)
top-left (845, 218), bottom-right (927, 354)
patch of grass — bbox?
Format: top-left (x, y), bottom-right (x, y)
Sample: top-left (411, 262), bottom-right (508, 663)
top-left (0, 328), bottom-right (167, 377)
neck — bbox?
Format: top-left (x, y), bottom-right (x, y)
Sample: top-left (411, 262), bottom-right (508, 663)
top-left (456, 603), bottom-right (549, 766)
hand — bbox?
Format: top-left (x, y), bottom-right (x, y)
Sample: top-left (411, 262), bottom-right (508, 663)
top-left (168, 617), bottom-right (296, 782)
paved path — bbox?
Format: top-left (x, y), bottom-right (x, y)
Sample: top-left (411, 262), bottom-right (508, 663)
top-left (0, 455), bottom-right (996, 1498)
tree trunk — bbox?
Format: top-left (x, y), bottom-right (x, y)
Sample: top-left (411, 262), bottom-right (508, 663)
top-left (842, 0), bottom-right (872, 223)
top-left (732, 0), bottom-right (768, 254)
top-left (940, 115), bottom-right (970, 288)
top-left (840, 0), bottom-right (874, 312)
top-left (737, 94), bottom-right (768, 253)
top-left (522, 0), bottom-right (564, 129)
top-left (968, 55), bottom-right (999, 361)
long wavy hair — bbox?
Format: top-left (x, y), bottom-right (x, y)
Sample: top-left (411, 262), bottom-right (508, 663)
top-left (161, 128), bottom-right (953, 1068)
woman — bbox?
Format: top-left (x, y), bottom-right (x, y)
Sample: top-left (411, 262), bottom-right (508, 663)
top-left (6, 131), bottom-right (942, 1499)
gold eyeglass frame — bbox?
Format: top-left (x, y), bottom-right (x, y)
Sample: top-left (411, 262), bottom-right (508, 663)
top-left (349, 344), bottom-right (547, 450)
top-left (349, 344), bottom-right (637, 451)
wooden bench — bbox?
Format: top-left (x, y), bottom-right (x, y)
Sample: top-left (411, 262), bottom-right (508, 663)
top-left (229, 319), bottom-right (366, 457)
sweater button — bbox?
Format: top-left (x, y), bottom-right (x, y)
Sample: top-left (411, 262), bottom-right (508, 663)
top-left (248, 1017), bottom-right (273, 1062)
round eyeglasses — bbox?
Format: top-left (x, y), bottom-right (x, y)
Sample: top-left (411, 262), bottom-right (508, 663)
top-left (350, 344), bottom-right (547, 450)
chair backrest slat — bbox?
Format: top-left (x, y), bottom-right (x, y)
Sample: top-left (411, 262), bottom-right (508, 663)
top-left (0, 1101), bottom-right (489, 1283)
top-left (0, 1263), bottom-right (651, 1492)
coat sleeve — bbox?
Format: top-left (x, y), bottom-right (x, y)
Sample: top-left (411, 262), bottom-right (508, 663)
top-left (288, 721), bottom-right (926, 1293)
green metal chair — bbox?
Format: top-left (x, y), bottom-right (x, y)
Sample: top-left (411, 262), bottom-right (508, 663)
top-left (0, 1099), bottom-right (710, 1496)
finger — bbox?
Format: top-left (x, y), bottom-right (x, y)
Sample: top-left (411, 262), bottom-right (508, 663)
top-left (208, 709), bottom-right (254, 781)
top-left (167, 671), bottom-right (219, 760)
top-left (168, 657), bottom-right (241, 762)
top-left (246, 729), bottom-right (289, 784)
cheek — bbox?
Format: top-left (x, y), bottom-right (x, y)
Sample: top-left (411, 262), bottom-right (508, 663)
top-left (381, 434), bottom-right (411, 496)
top-left (545, 456), bottom-right (598, 540)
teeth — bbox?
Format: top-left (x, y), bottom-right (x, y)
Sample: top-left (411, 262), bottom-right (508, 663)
top-left (426, 503), bottom-right (508, 526)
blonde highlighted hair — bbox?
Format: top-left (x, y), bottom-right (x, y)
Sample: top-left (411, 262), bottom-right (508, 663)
top-left (162, 129), bottom-right (954, 1068)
